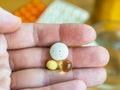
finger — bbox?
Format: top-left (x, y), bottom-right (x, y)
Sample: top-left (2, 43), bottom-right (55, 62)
top-left (0, 35), bottom-right (11, 90)
top-left (20, 80), bottom-right (86, 90)
top-left (0, 8), bottom-right (21, 33)
top-left (11, 68), bottom-right (106, 90)
top-left (5, 23), bottom-right (96, 49)
top-left (9, 46), bottom-right (109, 71)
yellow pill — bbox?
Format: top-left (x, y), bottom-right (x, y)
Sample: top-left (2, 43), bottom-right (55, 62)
top-left (46, 60), bottom-right (58, 70)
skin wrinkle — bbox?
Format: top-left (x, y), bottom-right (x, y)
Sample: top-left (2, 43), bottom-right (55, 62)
top-left (13, 74), bottom-right (18, 90)
top-left (39, 48), bottom-right (42, 68)
top-left (42, 25), bottom-right (47, 45)
top-left (36, 24), bottom-right (45, 46)
top-left (45, 69), bottom-right (50, 87)
top-left (42, 69), bottom-right (48, 86)
top-left (46, 70), bottom-right (53, 86)
top-left (40, 69), bottom-right (48, 88)
top-left (72, 69), bottom-right (87, 85)
top-left (9, 51), bottom-right (15, 71)
top-left (5, 33), bottom-right (13, 50)
top-left (34, 23), bottom-right (42, 46)
top-left (33, 23), bottom-right (37, 47)
top-left (46, 70), bottom-right (59, 86)
top-left (40, 24), bottom-right (45, 46)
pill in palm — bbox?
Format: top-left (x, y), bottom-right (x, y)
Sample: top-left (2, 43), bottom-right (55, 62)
top-left (46, 60), bottom-right (58, 70)
top-left (50, 42), bottom-right (69, 60)
top-left (58, 60), bottom-right (72, 72)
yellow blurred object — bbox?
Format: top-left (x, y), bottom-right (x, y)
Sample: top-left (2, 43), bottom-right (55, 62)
top-left (46, 60), bottom-right (58, 70)
top-left (14, 0), bottom-right (46, 22)
top-left (93, 0), bottom-right (120, 23)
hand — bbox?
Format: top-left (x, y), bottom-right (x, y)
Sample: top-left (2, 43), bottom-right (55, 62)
top-left (0, 7), bottom-right (21, 90)
top-left (0, 8), bottom-right (110, 90)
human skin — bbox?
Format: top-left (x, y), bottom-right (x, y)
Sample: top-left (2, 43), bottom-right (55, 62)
top-left (0, 8), bottom-right (109, 90)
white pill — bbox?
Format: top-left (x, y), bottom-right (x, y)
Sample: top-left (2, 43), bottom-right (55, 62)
top-left (50, 42), bottom-right (69, 60)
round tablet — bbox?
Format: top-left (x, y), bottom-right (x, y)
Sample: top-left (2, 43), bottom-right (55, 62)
top-left (46, 60), bottom-right (58, 70)
top-left (50, 42), bottom-right (69, 60)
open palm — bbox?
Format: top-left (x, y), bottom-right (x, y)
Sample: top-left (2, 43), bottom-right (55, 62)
top-left (0, 8), bottom-right (109, 90)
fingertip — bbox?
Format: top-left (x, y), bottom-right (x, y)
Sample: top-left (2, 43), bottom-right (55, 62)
top-left (96, 46), bottom-right (110, 66)
top-left (93, 68), bottom-right (107, 86)
top-left (101, 46), bottom-right (110, 66)
top-left (0, 8), bottom-right (21, 33)
top-left (81, 24), bottom-right (97, 44)
top-left (60, 24), bottom-right (96, 46)
top-left (89, 68), bottom-right (107, 87)
top-left (99, 68), bottom-right (107, 84)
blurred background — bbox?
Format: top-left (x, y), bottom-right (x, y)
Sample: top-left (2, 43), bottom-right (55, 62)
top-left (0, 0), bottom-right (120, 90)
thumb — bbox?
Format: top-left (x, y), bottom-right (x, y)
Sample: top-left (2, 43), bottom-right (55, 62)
top-left (0, 7), bottom-right (21, 33)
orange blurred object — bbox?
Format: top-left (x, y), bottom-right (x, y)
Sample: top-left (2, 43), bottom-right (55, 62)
top-left (14, 0), bottom-right (46, 22)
